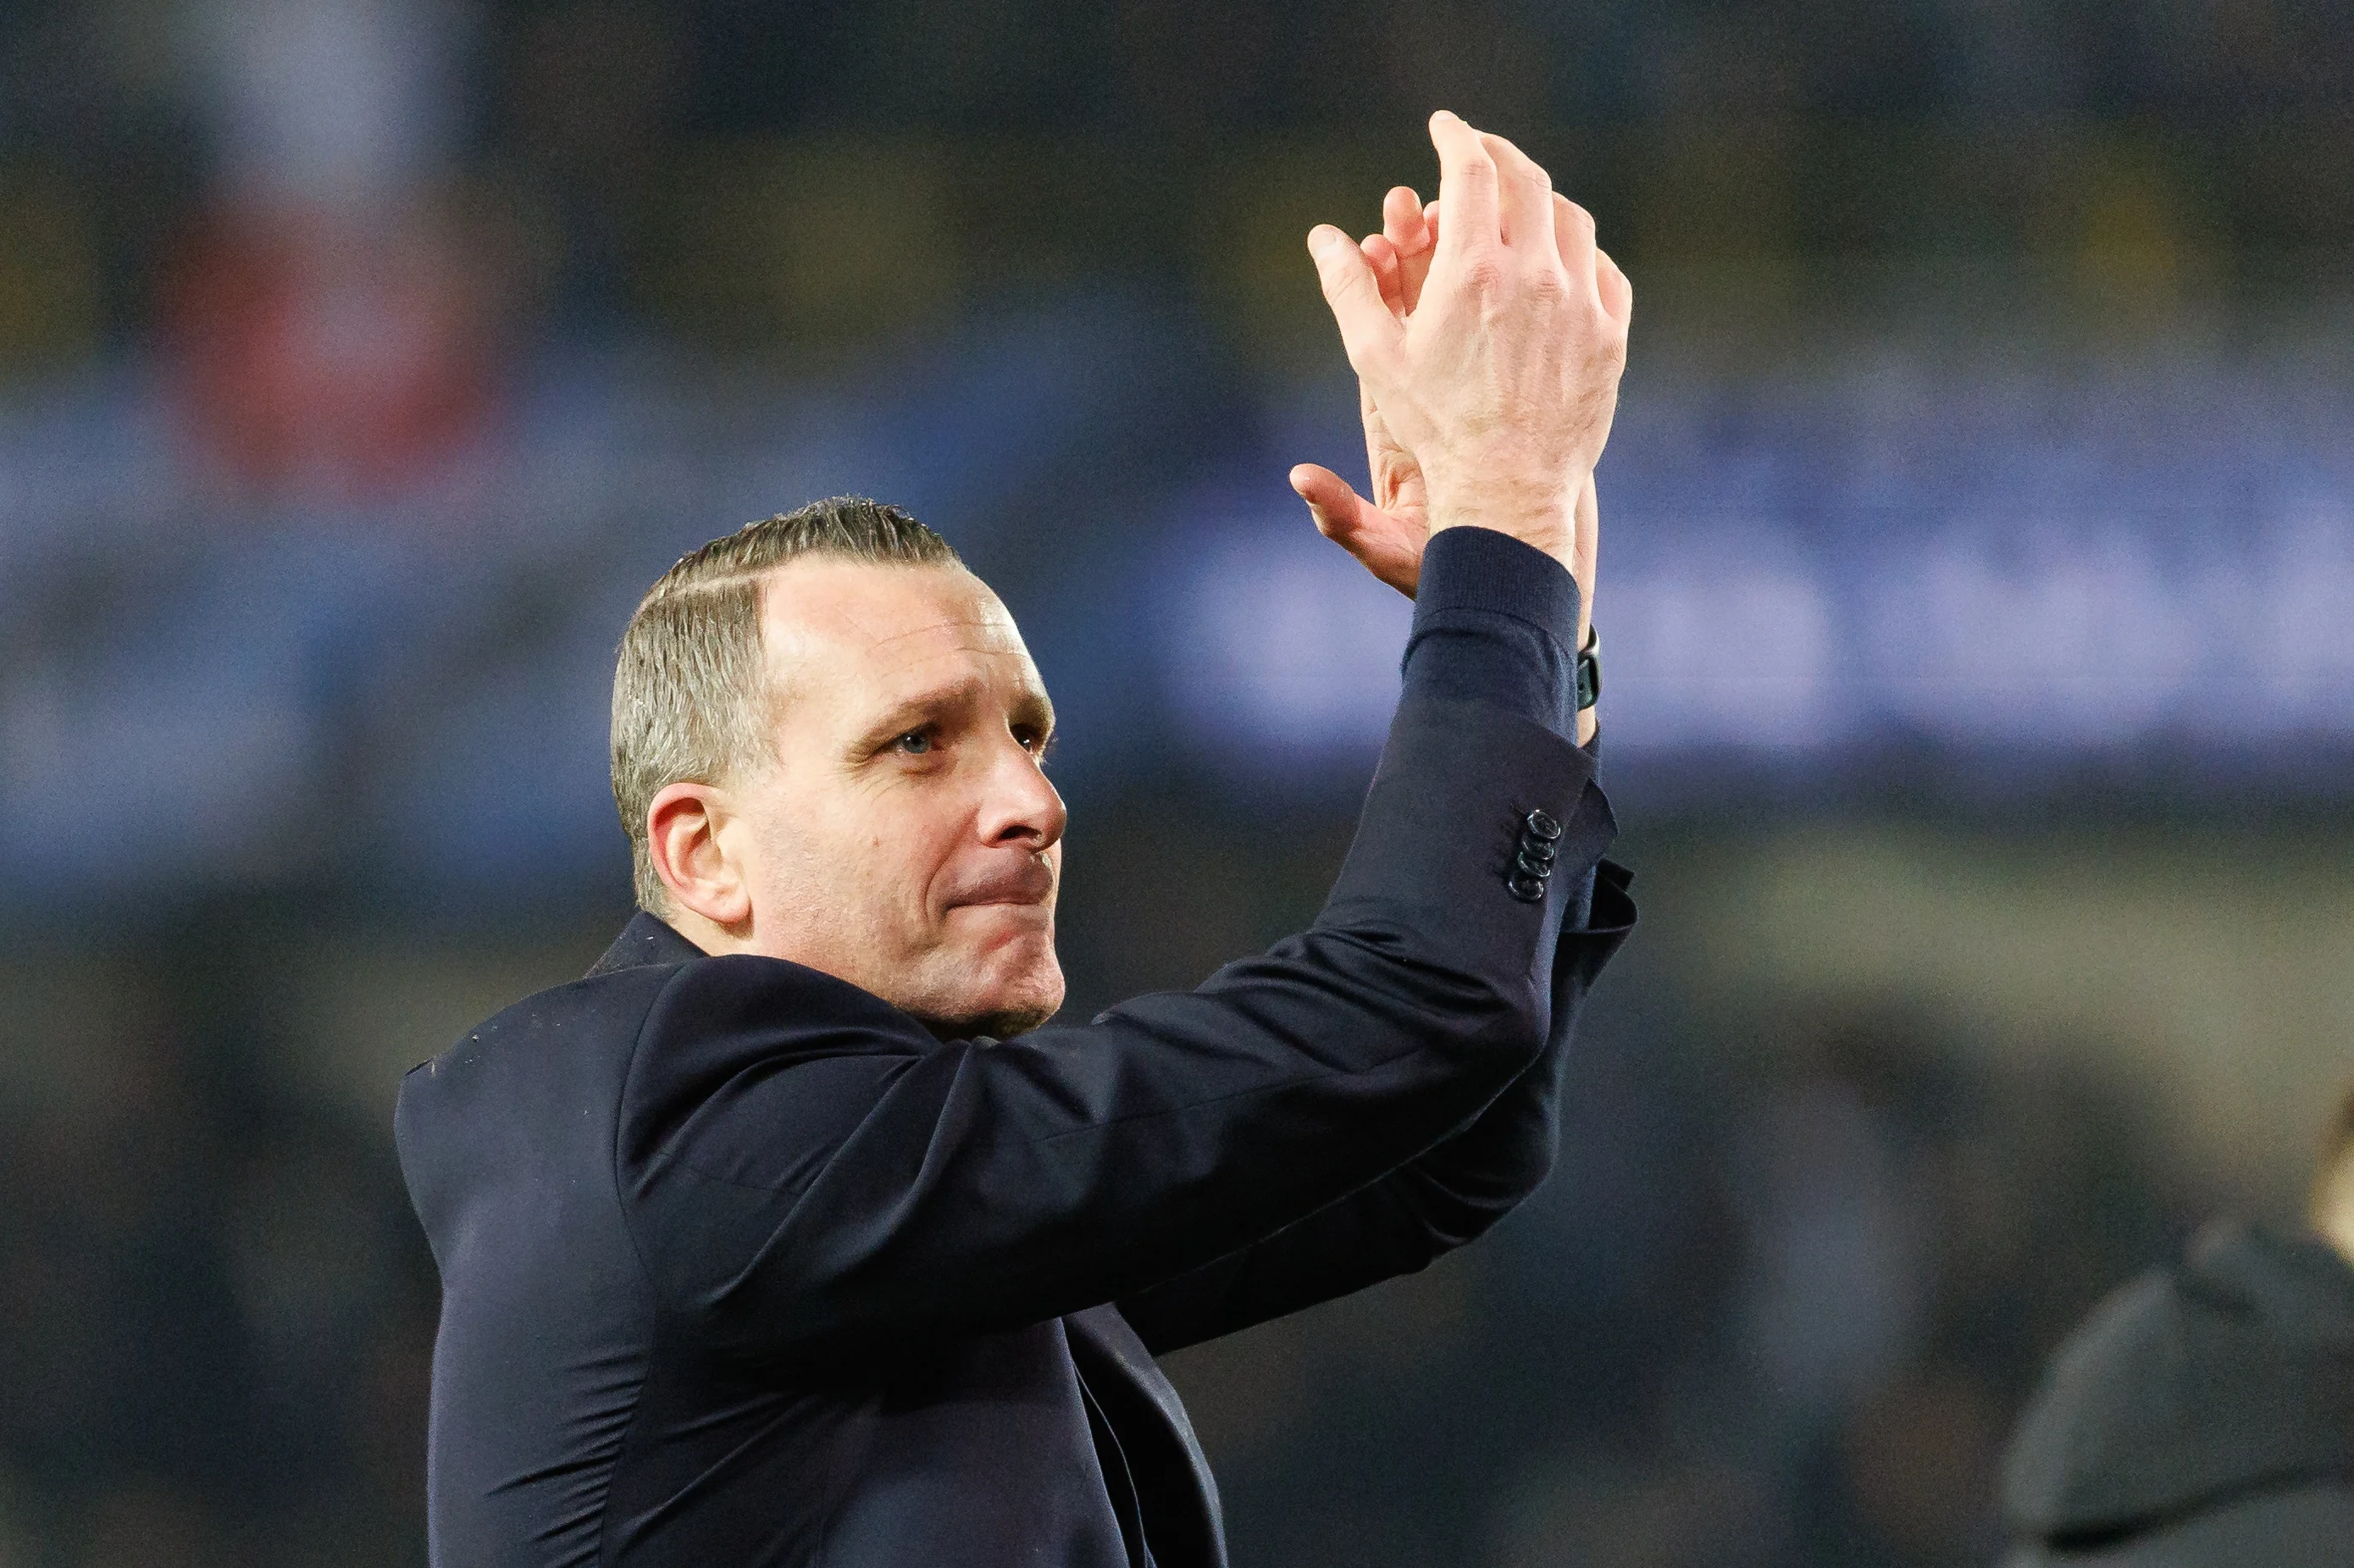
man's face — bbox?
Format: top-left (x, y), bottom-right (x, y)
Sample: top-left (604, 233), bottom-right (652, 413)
top-left (725, 557), bottom-right (1066, 1036)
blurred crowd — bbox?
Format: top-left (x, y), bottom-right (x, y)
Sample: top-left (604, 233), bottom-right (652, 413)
top-left (4, 1), bottom-right (2354, 918)
top-left (0, 928), bottom-right (437, 1567)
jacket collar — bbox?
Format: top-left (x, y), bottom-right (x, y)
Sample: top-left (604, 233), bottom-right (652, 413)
top-left (584, 909), bottom-right (706, 978)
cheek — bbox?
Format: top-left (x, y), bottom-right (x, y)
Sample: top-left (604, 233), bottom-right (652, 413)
top-left (880, 820), bottom-right (966, 926)
top-left (758, 799), bottom-right (936, 928)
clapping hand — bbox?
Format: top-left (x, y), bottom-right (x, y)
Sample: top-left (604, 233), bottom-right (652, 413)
top-left (1290, 112), bottom-right (1630, 642)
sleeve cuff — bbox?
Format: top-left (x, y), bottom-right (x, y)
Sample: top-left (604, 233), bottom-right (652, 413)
top-left (1399, 528), bottom-right (1587, 745)
top-left (1411, 527), bottom-right (1581, 641)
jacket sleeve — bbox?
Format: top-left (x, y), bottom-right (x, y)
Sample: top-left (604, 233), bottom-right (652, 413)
top-left (615, 694), bottom-right (1610, 1371)
top-left (1114, 858), bottom-right (1635, 1355)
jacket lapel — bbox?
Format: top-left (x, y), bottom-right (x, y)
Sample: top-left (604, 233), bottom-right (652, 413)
top-left (1065, 1305), bottom-right (1227, 1568)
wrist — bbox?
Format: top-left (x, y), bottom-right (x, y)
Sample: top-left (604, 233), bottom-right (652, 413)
top-left (1424, 482), bottom-right (1578, 560)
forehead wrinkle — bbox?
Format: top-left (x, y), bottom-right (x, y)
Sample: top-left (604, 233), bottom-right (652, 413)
top-left (755, 561), bottom-right (1044, 717)
top-left (878, 650), bottom-right (1055, 729)
top-left (866, 612), bottom-right (1024, 650)
top-left (863, 630), bottom-right (1030, 693)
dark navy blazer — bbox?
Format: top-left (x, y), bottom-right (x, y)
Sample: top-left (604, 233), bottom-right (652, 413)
top-left (396, 529), bottom-right (1637, 1567)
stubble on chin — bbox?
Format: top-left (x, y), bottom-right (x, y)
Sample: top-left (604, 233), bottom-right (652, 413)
top-left (910, 990), bottom-right (1060, 1042)
top-left (908, 947), bottom-right (1066, 1041)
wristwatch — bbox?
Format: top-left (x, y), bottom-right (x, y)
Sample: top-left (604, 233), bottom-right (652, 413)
top-left (1576, 623), bottom-right (1600, 712)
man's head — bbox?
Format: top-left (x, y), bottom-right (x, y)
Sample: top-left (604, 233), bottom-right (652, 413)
top-left (611, 497), bottom-right (1066, 1037)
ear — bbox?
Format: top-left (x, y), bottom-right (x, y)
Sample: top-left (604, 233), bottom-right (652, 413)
top-left (646, 782), bottom-right (752, 931)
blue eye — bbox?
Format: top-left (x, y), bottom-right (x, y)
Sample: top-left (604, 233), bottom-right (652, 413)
top-left (895, 732), bottom-right (933, 756)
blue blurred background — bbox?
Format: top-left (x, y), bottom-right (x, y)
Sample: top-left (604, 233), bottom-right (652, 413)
top-left (3, 2), bottom-right (2352, 1564)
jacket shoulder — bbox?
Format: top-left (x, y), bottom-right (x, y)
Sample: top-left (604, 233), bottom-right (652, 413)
top-left (401, 960), bottom-right (690, 1098)
top-left (608, 953), bottom-right (937, 1179)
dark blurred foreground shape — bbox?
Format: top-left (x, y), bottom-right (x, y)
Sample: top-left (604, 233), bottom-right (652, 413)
top-left (1999, 1223), bottom-right (2354, 1568)
top-left (1997, 1096), bottom-right (2354, 1568)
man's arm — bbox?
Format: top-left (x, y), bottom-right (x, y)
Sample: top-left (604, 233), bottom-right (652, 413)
top-left (1115, 862), bottom-right (1631, 1355)
top-left (1116, 528), bottom-right (1630, 1355)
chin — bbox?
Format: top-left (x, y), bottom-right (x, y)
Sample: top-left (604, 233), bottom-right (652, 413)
top-left (972, 961), bottom-right (1066, 1039)
top-left (927, 947), bottom-right (1065, 1040)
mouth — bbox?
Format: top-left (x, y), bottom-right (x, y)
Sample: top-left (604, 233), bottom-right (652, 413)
top-left (944, 858), bottom-right (1056, 911)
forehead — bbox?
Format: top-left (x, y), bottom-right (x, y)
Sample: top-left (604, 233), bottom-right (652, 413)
top-left (756, 557), bottom-right (1041, 706)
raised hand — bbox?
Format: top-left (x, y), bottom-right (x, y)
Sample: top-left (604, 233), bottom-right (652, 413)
top-left (1291, 114), bottom-right (1630, 619)
top-left (1288, 188), bottom-right (1438, 598)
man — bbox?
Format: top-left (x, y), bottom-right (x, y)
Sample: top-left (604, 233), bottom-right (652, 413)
top-left (1997, 1086), bottom-right (2354, 1565)
top-left (396, 112), bottom-right (1636, 1567)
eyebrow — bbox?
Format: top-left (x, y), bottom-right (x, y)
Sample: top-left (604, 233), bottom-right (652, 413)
top-left (850, 676), bottom-right (1055, 755)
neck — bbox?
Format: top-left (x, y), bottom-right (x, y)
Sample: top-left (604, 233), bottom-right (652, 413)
top-left (651, 902), bottom-right (745, 958)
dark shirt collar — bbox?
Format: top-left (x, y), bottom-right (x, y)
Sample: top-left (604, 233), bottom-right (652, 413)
top-left (584, 909), bottom-right (706, 978)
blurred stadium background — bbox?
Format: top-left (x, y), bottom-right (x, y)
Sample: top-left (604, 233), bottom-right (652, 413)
top-left (3, 2), bottom-right (2353, 1564)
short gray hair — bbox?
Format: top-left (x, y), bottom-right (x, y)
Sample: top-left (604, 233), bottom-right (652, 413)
top-left (611, 496), bottom-right (961, 911)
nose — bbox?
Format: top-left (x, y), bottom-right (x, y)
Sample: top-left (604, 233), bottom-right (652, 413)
top-left (976, 734), bottom-right (1066, 852)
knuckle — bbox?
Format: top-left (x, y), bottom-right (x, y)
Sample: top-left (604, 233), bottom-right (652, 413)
top-left (1460, 257), bottom-right (1509, 294)
top-left (1344, 340), bottom-right (1392, 380)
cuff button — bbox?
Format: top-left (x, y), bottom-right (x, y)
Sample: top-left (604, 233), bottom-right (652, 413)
top-left (1523, 809), bottom-right (1563, 843)
top-left (1506, 873), bottom-right (1548, 903)
top-left (1515, 849), bottom-right (1554, 880)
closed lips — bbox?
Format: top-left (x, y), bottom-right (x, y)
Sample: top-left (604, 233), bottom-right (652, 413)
top-left (945, 859), bottom-right (1055, 908)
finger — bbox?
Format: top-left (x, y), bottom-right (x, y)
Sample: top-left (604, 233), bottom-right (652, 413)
top-left (1361, 232), bottom-right (1405, 317)
top-left (1406, 202), bottom-right (1441, 306)
top-left (1595, 244), bottom-right (1633, 326)
top-left (1291, 463), bottom-right (1386, 551)
top-left (1290, 464), bottom-right (1422, 597)
top-left (1384, 198), bottom-right (1440, 310)
top-left (1382, 186), bottom-right (1429, 257)
top-left (1290, 463), bottom-right (1361, 522)
top-left (1551, 190), bottom-right (1598, 293)
top-left (1308, 224), bottom-right (1401, 370)
top-left (1426, 110), bottom-right (1498, 263)
top-left (1480, 130), bottom-right (1554, 252)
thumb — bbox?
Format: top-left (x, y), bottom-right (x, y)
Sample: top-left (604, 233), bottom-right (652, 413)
top-left (1289, 463), bottom-right (1365, 535)
top-left (1290, 463), bottom-right (1422, 598)
top-left (1307, 225), bottom-right (1401, 374)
